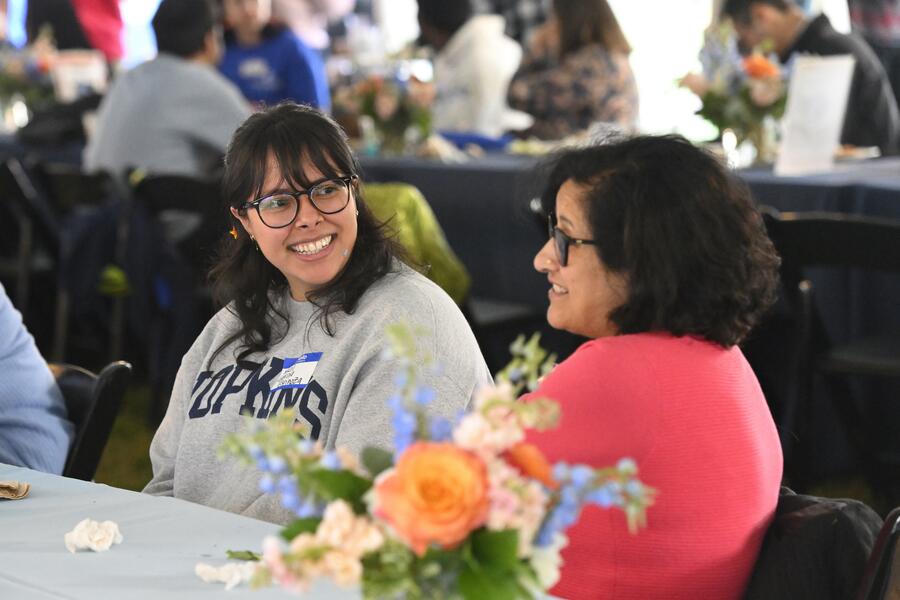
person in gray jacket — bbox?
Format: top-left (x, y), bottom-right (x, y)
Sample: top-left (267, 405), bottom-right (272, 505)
top-left (143, 103), bottom-right (492, 524)
top-left (84, 0), bottom-right (251, 179)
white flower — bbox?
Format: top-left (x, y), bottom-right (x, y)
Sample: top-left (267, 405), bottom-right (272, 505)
top-left (453, 411), bottom-right (523, 457)
top-left (64, 519), bottom-right (123, 553)
top-left (195, 562), bottom-right (257, 590)
top-left (529, 533), bottom-right (568, 589)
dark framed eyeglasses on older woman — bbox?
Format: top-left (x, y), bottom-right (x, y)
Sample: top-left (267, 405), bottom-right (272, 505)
top-left (240, 175), bottom-right (358, 228)
top-left (548, 212), bottom-right (597, 267)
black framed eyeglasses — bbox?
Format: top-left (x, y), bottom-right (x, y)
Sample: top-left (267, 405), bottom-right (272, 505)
top-left (240, 175), bottom-right (358, 228)
top-left (548, 212), bottom-right (597, 267)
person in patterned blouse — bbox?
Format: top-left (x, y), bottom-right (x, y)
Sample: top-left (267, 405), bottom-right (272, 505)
top-left (507, 0), bottom-right (639, 140)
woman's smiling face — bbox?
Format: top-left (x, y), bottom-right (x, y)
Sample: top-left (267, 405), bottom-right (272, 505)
top-left (231, 154), bottom-right (358, 301)
top-left (533, 178), bottom-right (628, 339)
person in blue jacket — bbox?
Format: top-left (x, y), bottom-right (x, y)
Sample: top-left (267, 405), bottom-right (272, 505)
top-left (219, 0), bottom-right (331, 110)
top-left (0, 282), bottom-right (74, 474)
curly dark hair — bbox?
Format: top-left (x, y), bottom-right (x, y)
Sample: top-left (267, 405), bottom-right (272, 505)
top-left (209, 102), bottom-right (405, 363)
top-left (539, 134), bottom-right (780, 347)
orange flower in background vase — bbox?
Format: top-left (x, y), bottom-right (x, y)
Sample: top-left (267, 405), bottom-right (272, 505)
top-left (742, 53), bottom-right (779, 79)
top-left (374, 442), bottom-right (489, 556)
top-left (504, 442), bottom-right (558, 490)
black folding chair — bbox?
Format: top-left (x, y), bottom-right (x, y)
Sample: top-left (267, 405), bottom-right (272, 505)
top-left (856, 506), bottom-right (900, 600)
top-left (759, 207), bottom-right (900, 491)
top-left (131, 174), bottom-right (224, 423)
top-left (0, 157), bottom-right (67, 359)
top-left (53, 360), bottom-right (132, 481)
top-left (744, 487), bottom-right (883, 600)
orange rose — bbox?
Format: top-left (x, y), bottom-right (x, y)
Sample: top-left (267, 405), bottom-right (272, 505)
top-left (743, 54), bottom-right (779, 79)
top-left (504, 442), bottom-right (558, 490)
top-left (374, 442), bottom-right (489, 556)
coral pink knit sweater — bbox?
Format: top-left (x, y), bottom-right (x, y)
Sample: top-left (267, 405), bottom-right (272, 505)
top-left (524, 333), bottom-right (783, 600)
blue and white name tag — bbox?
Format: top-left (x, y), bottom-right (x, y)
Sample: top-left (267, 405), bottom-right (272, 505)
top-left (271, 352), bottom-right (323, 391)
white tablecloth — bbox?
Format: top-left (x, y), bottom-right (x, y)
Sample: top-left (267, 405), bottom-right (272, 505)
top-left (0, 463), bottom-right (357, 599)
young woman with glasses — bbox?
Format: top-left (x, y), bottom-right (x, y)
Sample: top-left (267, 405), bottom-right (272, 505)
top-left (144, 102), bottom-right (491, 524)
top-left (523, 135), bottom-right (784, 599)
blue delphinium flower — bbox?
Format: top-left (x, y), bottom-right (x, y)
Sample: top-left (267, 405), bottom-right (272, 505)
top-left (281, 489), bottom-right (301, 512)
top-left (429, 416), bottom-right (453, 442)
top-left (277, 475), bottom-right (297, 495)
top-left (295, 496), bottom-right (321, 519)
top-left (414, 386), bottom-right (436, 406)
top-left (569, 465), bottom-right (594, 490)
top-left (392, 410), bottom-right (417, 454)
top-left (319, 451), bottom-right (342, 471)
top-left (535, 481), bottom-right (583, 547)
top-left (258, 474), bottom-right (276, 494)
top-left (296, 439), bottom-right (314, 455)
top-left (585, 483), bottom-right (617, 508)
top-left (394, 372), bottom-right (408, 389)
top-left (267, 455), bottom-right (287, 474)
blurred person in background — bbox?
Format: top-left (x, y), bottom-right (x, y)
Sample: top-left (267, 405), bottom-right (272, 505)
top-left (84, 0), bottom-right (250, 180)
top-left (848, 0), bottom-right (900, 111)
top-left (508, 0), bottom-right (638, 140)
top-left (271, 0), bottom-right (354, 52)
top-left (416, 0), bottom-right (531, 137)
top-left (723, 0), bottom-right (900, 154)
top-left (219, 0), bottom-right (330, 109)
top-left (472, 0), bottom-right (551, 45)
top-left (26, 0), bottom-right (123, 63)
top-left (0, 282), bottom-right (74, 474)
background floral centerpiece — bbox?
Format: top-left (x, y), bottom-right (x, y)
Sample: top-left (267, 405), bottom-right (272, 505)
top-left (209, 327), bottom-right (655, 599)
top-left (682, 21), bottom-right (787, 163)
top-left (333, 70), bottom-right (434, 156)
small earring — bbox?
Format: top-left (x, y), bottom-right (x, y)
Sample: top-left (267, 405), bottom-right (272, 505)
top-left (355, 209), bottom-right (359, 217)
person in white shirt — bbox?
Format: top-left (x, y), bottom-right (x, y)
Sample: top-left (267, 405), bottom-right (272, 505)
top-left (416, 0), bottom-right (531, 137)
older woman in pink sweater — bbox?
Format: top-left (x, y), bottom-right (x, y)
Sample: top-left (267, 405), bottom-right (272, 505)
top-left (524, 135), bottom-right (783, 599)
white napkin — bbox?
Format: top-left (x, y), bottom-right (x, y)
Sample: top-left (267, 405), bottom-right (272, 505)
top-left (195, 562), bottom-right (257, 590)
top-left (64, 518), bottom-right (123, 553)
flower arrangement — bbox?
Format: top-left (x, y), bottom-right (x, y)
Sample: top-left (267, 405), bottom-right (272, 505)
top-left (212, 326), bottom-right (654, 598)
top-left (0, 25), bottom-right (57, 121)
top-left (681, 21), bottom-right (787, 162)
top-left (333, 72), bottom-right (434, 155)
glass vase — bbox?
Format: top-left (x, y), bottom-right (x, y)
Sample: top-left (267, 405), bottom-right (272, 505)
top-left (745, 116), bottom-right (778, 166)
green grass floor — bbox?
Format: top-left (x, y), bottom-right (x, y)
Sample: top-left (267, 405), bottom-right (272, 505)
top-left (93, 384), bottom-right (154, 491)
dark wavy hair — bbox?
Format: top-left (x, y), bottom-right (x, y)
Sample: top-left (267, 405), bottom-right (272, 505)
top-left (539, 134), bottom-right (780, 347)
top-left (210, 102), bottom-right (405, 363)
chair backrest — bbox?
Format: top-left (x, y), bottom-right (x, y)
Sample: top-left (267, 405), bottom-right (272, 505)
top-left (54, 360), bottom-right (132, 481)
top-left (0, 157), bottom-right (62, 258)
top-left (131, 173), bottom-right (227, 274)
top-left (744, 487), bottom-right (884, 600)
top-left (28, 160), bottom-right (115, 215)
top-left (761, 208), bottom-right (900, 286)
top-left (856, 506), bottom-right (900, 600)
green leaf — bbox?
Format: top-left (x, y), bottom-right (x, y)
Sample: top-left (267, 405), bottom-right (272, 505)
top-left (459, 563), bottom-right (519, 600)
top-left (225, 549), bottom-right (260, 561)
top-left (280, 517), bottom-right (322, 541)
top-left (361, 446), bottom-right (394, 478)
top-left (470, 528), bottom-right (520, 571)
top-left (307, 469), bottom-right (372, 512)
